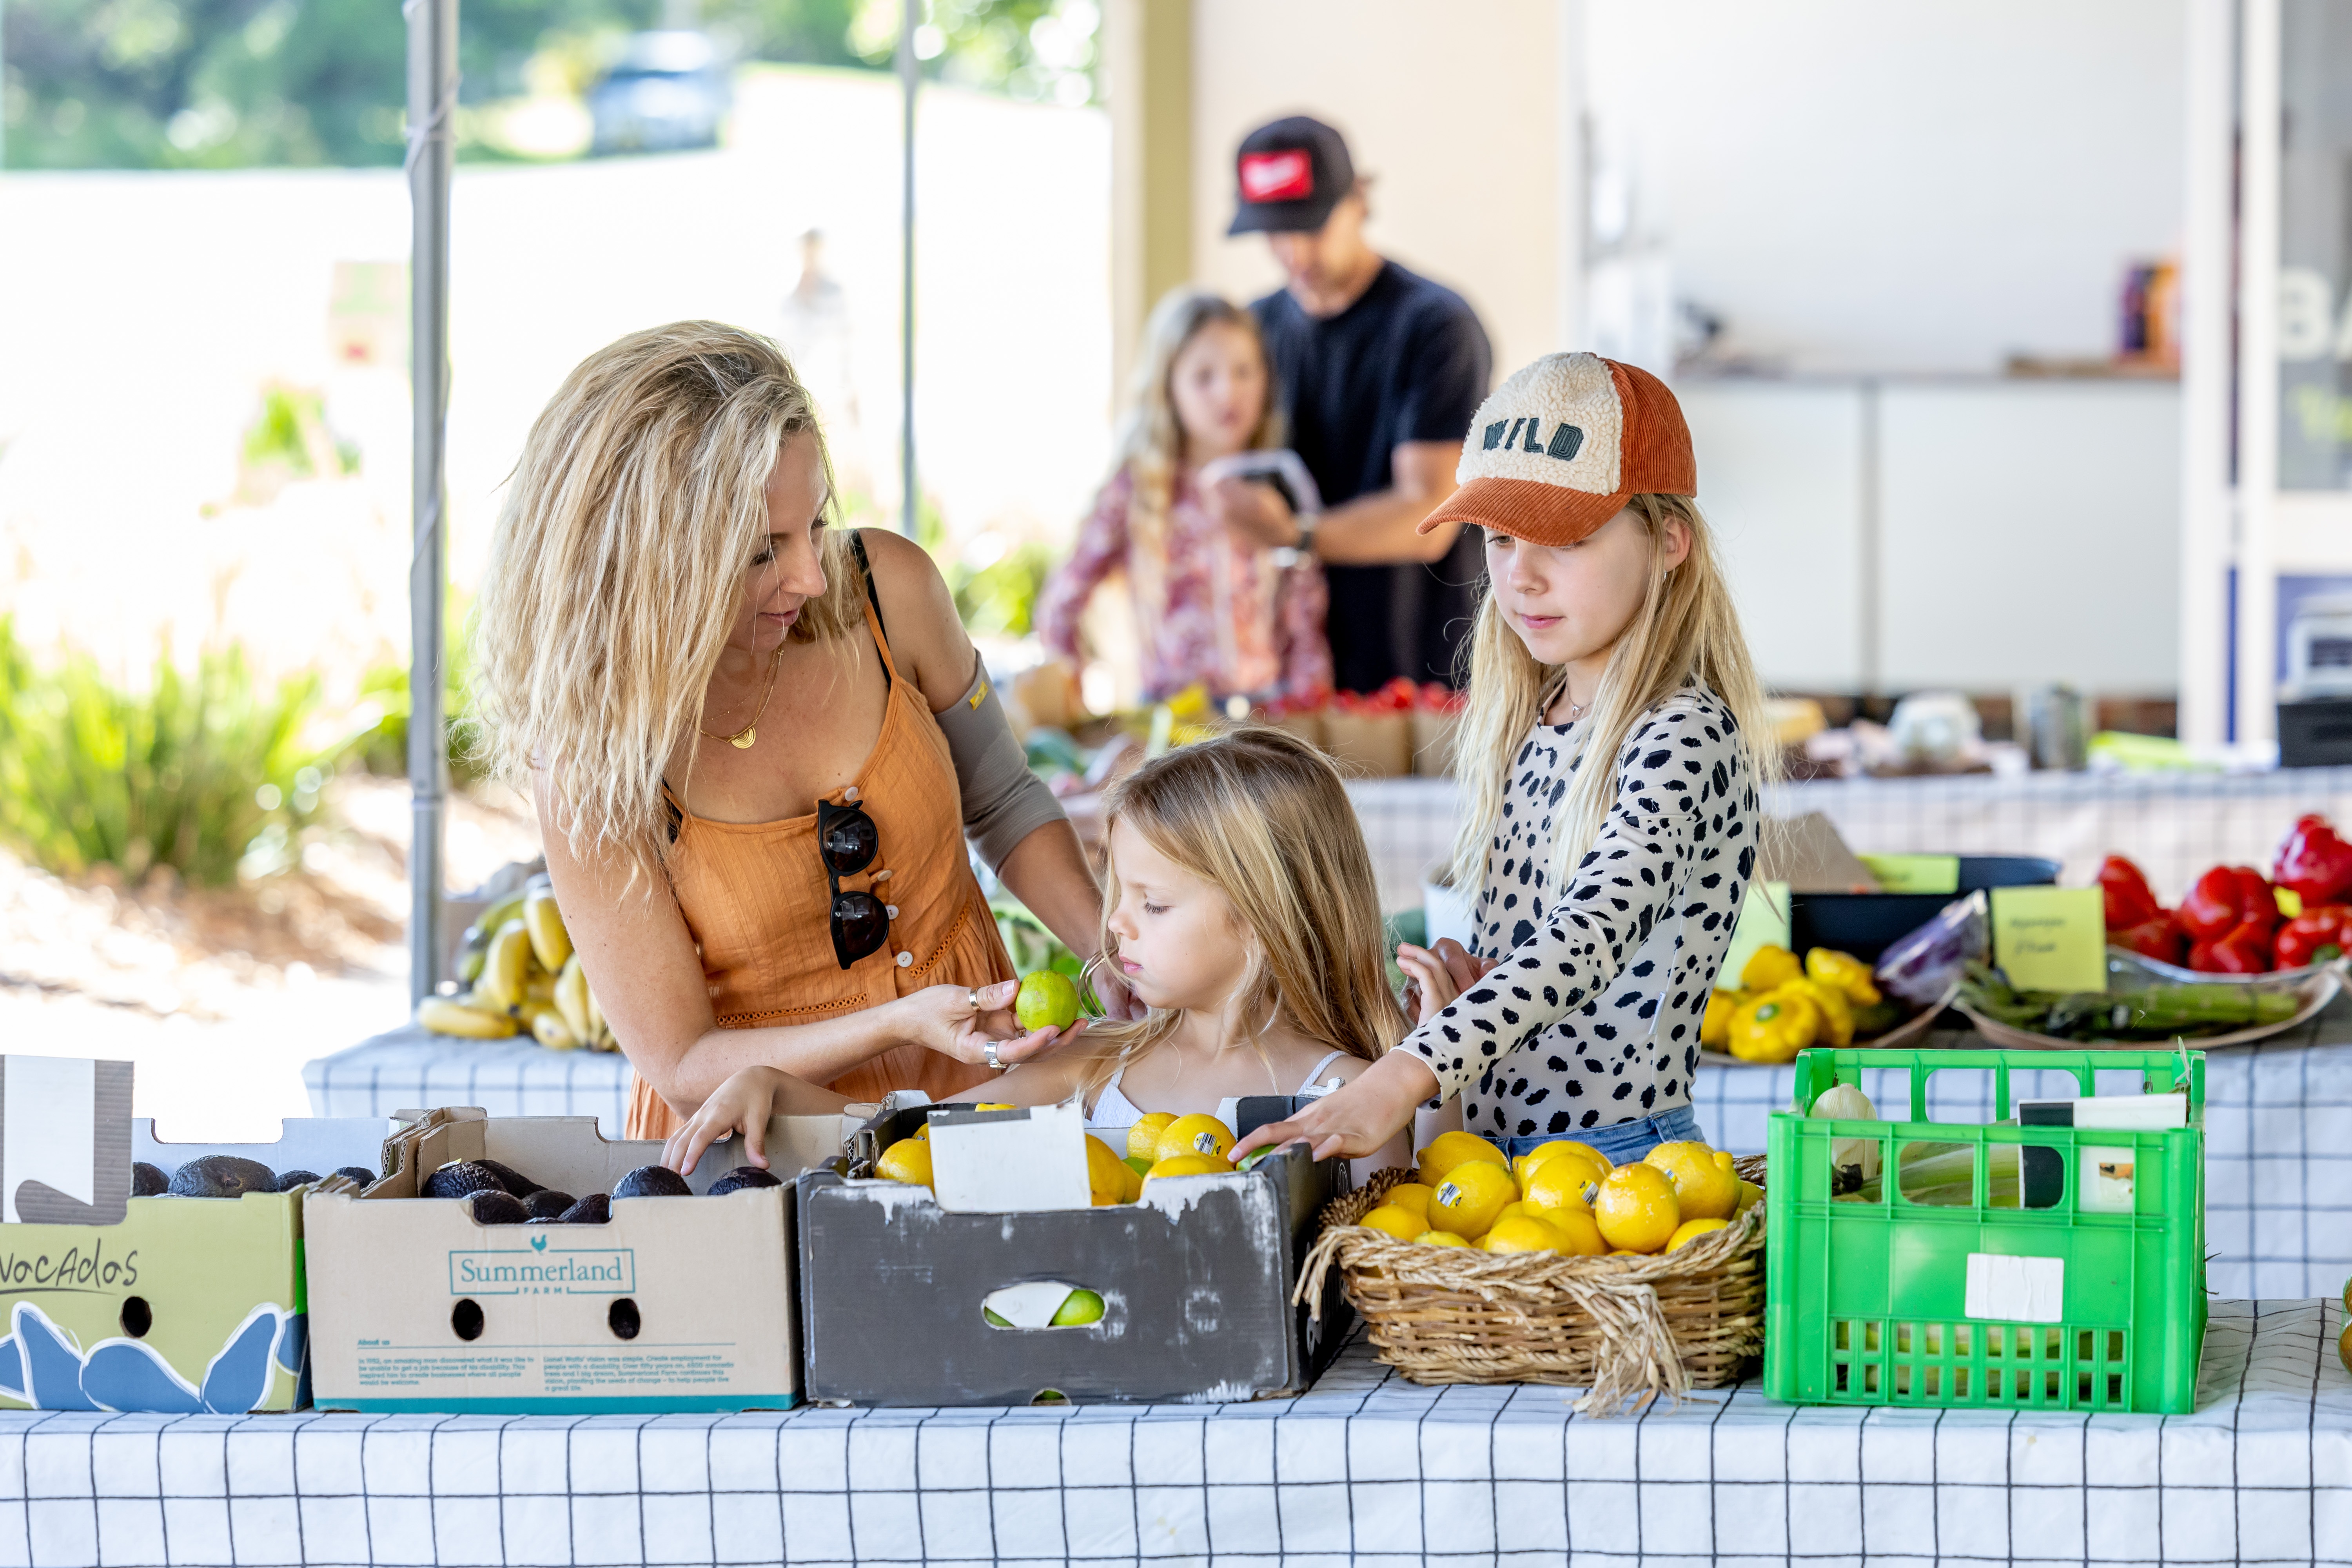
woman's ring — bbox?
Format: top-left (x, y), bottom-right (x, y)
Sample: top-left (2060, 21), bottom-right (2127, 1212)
top-left (983, 1039), bottom-right (1007, 1072)
top-left (968, 987), bottom-right (981, 1011)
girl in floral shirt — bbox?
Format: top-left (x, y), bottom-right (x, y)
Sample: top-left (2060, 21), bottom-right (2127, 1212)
top-left (1036, 290), bottom-right (1330, 702)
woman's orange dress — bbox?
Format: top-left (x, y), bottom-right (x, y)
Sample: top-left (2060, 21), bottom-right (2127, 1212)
top-left (623, 576), bottom-right (1012, 1140)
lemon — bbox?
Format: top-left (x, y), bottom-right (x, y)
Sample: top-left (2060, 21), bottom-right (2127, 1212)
top-left (1014, 970), bottom-right (1081, 1031)
top-left (1644, 1141), bottom-right (1739, 1221)
top-left (1592, 1162), bottom-right (1681, 1253)
top-left (915, 1122), bottom-right (930, 1141)
top-left (1736, 1179), bottom-right (1764, 1215)
top-left (1146, 1152), bottom-right (1230, 1179)
top-left (1667, 1217), bottom-right (1730, 1251)
top-left (1491, 1200), bottom-right (1528, 1228)
top-left (1118, 1160), bottom-right (1144, 1202)
top-left (1480, 1214), bottom-right (1569, 1254)
top-left (2341, 1320), bottom-right (2352, 1378)
top-left (1126, 1112), bottom-right (1178, 1162)
top-left (1531, 1203), bottom-right (1610, 1255)
top-left (1385, 1182), bottom-right (1435, 1221)
top-left (1428, 1160), bottom-right (1517, 1239)
top-left (1521, 1154), bottom-right (1605, 1212)
top-left (1156, 1113), bottom-right (1235, 1164)
top-left (874, 1139), bottom-right (933, 1187)
top-left (1359, 1204), bottom-right (1422, 1240)
top-left (1512, 1138), bottom-right (1613, 1185)
top-left (1416, 1131), bottom-right (1509, 1186)
top-left (1084, 1135), bottom-right (1128, 1206)
top-left (1051, 1289), bottom-right (1105, 1327)
top-left (1416, 1230), bottom-right (1471, 1247)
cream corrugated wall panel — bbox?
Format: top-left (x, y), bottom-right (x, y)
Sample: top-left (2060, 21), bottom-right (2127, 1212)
top-left (1878, 381), bottom-right (2180, 692)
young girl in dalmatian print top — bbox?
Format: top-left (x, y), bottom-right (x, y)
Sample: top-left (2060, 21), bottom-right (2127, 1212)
top-left (1234, 352), bottom-right (1774, 1171)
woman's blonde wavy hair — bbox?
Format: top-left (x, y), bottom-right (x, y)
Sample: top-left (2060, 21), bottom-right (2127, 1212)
top-left (1106, 288), bottom-right (1283, 626)
top-left (1447, 494), bottom-right (1777, 900)
top-left (470, 321), bottom-right (863, 882)
top-left (1077, 726), bottom-right (1405, 1094)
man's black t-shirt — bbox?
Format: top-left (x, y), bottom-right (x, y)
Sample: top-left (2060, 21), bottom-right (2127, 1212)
top-left (1254, 259), bottom-right (1492, 692)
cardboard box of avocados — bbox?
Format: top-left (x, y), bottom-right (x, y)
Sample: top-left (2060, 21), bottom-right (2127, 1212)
top-left (305, 1105), bottom-right (845, 1413)
top-left (0, 1054), bottom-right (388, 1414)
top-left (797, 1096), bottom-right (1352, 1406)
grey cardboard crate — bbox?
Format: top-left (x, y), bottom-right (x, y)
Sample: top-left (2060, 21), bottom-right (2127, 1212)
top-left (798, 1095), bottom-right (1352, 1406)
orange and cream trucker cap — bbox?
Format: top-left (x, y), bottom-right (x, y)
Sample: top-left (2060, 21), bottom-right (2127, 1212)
top-left (1417, 352), bottom-right (1695, 547)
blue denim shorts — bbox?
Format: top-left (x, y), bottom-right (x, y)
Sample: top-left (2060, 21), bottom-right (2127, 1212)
top-left (1502, 1104), bottom-right (1706, 1166)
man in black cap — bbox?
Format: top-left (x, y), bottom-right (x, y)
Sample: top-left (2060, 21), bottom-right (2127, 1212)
top-left (1209, 114), bottom-right (1493, 692)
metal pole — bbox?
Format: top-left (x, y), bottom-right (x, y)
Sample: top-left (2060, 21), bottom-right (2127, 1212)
top-left (405, 0), bottom-right (456, 1004)
top-left (897, 0), bottom-right (918, 536)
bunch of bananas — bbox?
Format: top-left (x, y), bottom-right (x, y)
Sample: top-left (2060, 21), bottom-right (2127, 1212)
top-left (414, 877), bottom-right (617, 1051)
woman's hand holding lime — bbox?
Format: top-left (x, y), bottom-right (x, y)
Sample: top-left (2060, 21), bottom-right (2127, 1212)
top-left (912, 979), bottom-right (1076, 1068)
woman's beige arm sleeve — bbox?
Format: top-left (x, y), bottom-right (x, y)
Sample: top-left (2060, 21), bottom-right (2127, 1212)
top-left (938, 665), bottom-right (1069, 873)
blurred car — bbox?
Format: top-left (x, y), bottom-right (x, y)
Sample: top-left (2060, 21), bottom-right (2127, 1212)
top-left (588, 32), bottom-right (730, 155)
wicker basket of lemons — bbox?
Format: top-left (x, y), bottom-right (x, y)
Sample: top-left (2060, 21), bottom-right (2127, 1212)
top-left (1298, 1132), bottom-right (1765, 1413)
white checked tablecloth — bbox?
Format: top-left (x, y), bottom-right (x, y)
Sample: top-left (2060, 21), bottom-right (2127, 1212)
top-left (304, 1028), bottom-right (630, 1137)
top-left (0, 1299), bottom-right (2341, 1568)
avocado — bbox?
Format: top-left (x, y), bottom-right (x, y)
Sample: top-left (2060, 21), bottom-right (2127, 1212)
top-left (274, 1170), bottom-right (320, 1191)
top-left (332, 1165), bottom-right (377, 1188)
top-left (468, 1190), bottom-right (528, 1225)
top-left (522, 1189), bottom-right (574, 1220)
top-left (166, 1155), bottom-right (276, 1198)
top-left (706, 1167), bottom-right (783, 1196)
top-left (422, 1161), bottom-right (508, 1201)
top-left (612, 1165), bottom-right (691, 1199)
top-left (130, 1163), bottom-right (168, 1198)
top-left (557, 1193), bottom-right (610, 1224)
top-left (475, 1159), bottom-right (543, 1197)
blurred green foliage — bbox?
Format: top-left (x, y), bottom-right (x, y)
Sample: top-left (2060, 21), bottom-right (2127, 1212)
top-left (0, 617), bottom-right (326, 887)
top-left (242, 384), bottom-right (359, 479)
top-left (2, 0), bottom-right (1098, 170)
top-left (947, 540), bottom-right (1055, 639)
top-left (351, 608), bottom-right (479, 783)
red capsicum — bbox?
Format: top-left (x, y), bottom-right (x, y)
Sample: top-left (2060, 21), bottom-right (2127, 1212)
top-left (2189, 922), bottom-right (2275, 974)
top-left (2112, 912), bottom-right (2187, 965)
top-left (2098, 855), bottom-right (2164, 930)
top-left (2180, 866), bottom-right (2279, 942)
top-left (2274, 814), bottom-right (2352, 909)
top-left (2276, 906), bottom-right (2352, 968)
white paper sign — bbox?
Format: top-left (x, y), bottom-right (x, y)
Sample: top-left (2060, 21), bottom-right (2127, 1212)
top-left (1964, 1252), bottom-right (2065, 1324)
top-left (4, 1057), bottom-right (95, 1222)
top-left (927, 1102), bottom-right (1091, 1212)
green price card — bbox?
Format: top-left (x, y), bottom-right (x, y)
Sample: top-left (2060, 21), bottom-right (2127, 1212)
top-left (1719, 880), bottom-right (1792, 990)
top-left (1991, 885), bottom-right (2107, 993)
top-left (1858, 854), bottom-right (1961, 895)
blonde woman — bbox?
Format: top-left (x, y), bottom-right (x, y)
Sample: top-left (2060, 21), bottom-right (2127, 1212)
top-left (1236, 352), bottom-right (1774, 1169)
top-left (472, 323), bottom-right (1125, 1139)
top-left (1034, 289), bottom-right (1330, 702)
top-left (661, 727), bottom-right (1411, 1177)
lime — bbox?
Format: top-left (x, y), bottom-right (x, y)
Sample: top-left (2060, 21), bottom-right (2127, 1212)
top-left (1014, 970), bottom-right (1081, 1031)
top-left (1051, 1289), bottom-right (1105, 1327)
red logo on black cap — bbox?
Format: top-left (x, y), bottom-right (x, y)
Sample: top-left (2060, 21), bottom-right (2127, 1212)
top-left (1239, 150), bottom-right (1313, 203)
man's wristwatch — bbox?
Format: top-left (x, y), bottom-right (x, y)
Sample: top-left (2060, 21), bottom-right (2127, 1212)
top-left (1274, 513), bottom-right (1318, 568)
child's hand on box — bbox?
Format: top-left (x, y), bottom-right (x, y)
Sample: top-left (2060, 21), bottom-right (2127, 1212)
top-left (663, 1066), bottom-right (790, 1177)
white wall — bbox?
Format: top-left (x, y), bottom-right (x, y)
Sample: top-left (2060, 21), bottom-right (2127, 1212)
top-left (1585, 0), bottom-right (2187, 374)
top-left (1188, 0), bottom-right (1566, 381)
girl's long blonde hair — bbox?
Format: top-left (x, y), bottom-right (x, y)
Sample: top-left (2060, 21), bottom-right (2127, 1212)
top-left (1448, 494), bottom-right (1776, 899)
top-left (1080, 726), bottom-right (1405, 1092)
top-left (470, 321), bottom-right (863, 882)
top-left (1107, 288), bottom-right (1283, 621)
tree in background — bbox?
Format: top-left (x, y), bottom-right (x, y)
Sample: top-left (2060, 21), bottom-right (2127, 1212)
top-left (0, 0), bottom-right (1095, 170)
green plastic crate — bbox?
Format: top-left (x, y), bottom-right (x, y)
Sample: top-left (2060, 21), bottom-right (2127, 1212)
top-left (1763, 1047), bottom-right (2205, 1415)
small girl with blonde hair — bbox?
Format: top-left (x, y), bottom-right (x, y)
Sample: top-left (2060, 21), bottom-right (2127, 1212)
top-left (664, 726), bottom-right (1410, 1173)
top-left (1035, 288), bottom-right (1330, 703)
top-left (1236, 352), bottom-right (1774, 1172)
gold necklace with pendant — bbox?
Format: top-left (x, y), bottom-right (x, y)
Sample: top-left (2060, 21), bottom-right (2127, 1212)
top-left (699, 646), bottom-right (784, 750)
